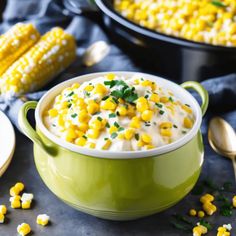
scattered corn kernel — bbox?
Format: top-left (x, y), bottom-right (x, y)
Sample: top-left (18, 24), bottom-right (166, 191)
top-left (124, 128), bottom-right (135, 140)
top-left (202, 202), bottom-right (217, 216)
top-left (102, 139), bottom-right (112, 150)
top-left (160, 128), bottom-right (172, 137)
top-left (17, 223), bottom-right (31, 236)
top-left (232, 196), bottom-right (236, 208)
top-left (193, 224), bottom-right (208, 236)
top-left (149, 93), bottom-right (160, 103)
top-left (189, 209), bottom-right (197, 216)
top-left (200, 193), bottom-right (214, 204)
top-left (87, 129), bottom-right (100, 139)
top-left (0, 205), bottom-right (7, 215)
top-left (197, 211), bottom-right (205, 218)
top-left (22, 201), bottom-right (31, 210)
top-left (0, 213), bottom-right (5, 223)
top-left (75, 137), bottom-right (87, 146)
top-left (184, 117), bottom-right (193, 129)
top-left (37, 214), bottom-right (50, 226)
top-left (141, 134), bottom-right (152, 144)
top-left (141, 110), bottom-right (153, 121)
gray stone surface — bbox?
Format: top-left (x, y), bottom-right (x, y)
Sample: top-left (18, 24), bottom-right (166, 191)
top-left (0, 118), bottom-right (235, 236)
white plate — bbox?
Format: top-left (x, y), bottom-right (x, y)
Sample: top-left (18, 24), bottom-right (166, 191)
top-left (0, 111), bottom-right (15, 177)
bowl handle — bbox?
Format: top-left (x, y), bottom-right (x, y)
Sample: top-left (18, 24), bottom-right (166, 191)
top-left (181, 81), bottom-right (209, 116)
top-left (18, 101), bottom-right (57, 156)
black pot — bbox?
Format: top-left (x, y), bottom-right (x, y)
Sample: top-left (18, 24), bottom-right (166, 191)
top-left (64, 0), bottom-right (236, 82)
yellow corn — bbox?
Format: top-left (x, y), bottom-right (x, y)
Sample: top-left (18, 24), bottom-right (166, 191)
top-left (141, 110), bottom-right (153, 121)
top-left (124, 128), bottom-right (135, 140)
top-left (94, 83), bottom-right (107, 95)
top-left (0, 23), bottom-right (40, 76)
top-left (160, 97), bottom-right (169, 103)
top-left (102, 139), bottom-right (112, 150)
top-left (78, 123), bottom-right (89, 132)
top-left (75, 137), bottom-right (87, 146)
top-left (189, 209), bottom-right (197, 216)
top-left (130, 116), bottom-right (141, 129)
top-left (87, 101), bottom-right (99, 115)
top-left (160, 122), bottom-right (173, 129)
top-left (160, 128), bottom-right (172, 137)
top-left (149, 93), bottom-right (160, 103)
top-left (22, 201), bottom-right (31, 210)
top-left (87, 129), bottom-right (100, 139)
top-left (141, 134), bottom-right (152, 143)
top-left (17, 223), bottom-right (31, 236)
top-left (89, 119), bottom-right (103, 130)
top-left (197, 210), bottom-right (205, 218)
top-left (200, 193), bottom-right (214, 204)
top-left (36, 214), bottom-right (50, 226)
top-left (184, 117), bottom-right (193, 129)
top-left (109, 125), bottom-right (118, 134)
top-left (0, 27), bottom-right (76, 97)
top-left (202, 202), bottom-right (217, 216)
top-left (193, 224), bottom-right (208, 236)
top-left (232, 196), bottom-right (236, 207)
top-left (101, 97), bottom-right (117, 110)
top-left (0, 205), bottom-right (7, 215)
top-left (106, 73), bottom-right (115, 80)
top-left (0, 213), bottom-right (4, 223)
top-left (116, 106), bottom-right (127, 116)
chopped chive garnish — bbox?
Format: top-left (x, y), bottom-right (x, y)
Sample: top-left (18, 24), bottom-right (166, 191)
top-left (156, 103), bottom-right (163, 108)
top-left (169, 96), bottom-right (174, 102)
top-left (153, 121), bottom-right (157, 125)
top-left (145, 123), bottom-right (151, 126)
top-left (118, 127), bottom-right (125, 132)
top-left (97, 116), bottom-right (103, 121)
top-left (52, 124), bottom-right (56, 127)
top-left (67, 91), bottom-right (74, 97)
top-left (94, 112), bottom-right (101, 115)
top-left (112, 97), bottom-right (118, 104)
top-left (111, 132), bottom-right (118, 139)
top-left (85, 91), bottom-right (90, 97)
top-left (182, 130), bottom-right (187, 134)
top-left (185, 104), bottom-right (190, 107)
top-left (67, 104), bottom-right (72, 108)
top-left (71, 113), bottom-right (77, 118)
top-left (116, 111), bottom-right (120, 116)
top-left (104, 137), bottom-right (108, 141)
top-left (105, 123), bottom-right (110, 128)
top-left (211, 0), bottom-right (226, 7)
top-left (89, 82), bottom-right (92, 85)
top-left (159, 110), bottom-right (165, 115)
top-left (135, 133), bottom-right (139, 141)
top-left (140, 78), bottom-right (144, 81)
top-left (114, 121), bottom-right (120, 128)
top-left (173, 124), bottom-right (178, 128)
top-left (82, 135), bottom-right (87, 139)
top-left (109, 113), bottom-right (116, 118)
top-left (144, 95), bottom-right (149, 99)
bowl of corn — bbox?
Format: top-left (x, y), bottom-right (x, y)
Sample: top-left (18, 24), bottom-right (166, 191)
top-left (18, 72), bottom-right (209, 220)
top-left (94, 0), bottom-right (236, 81)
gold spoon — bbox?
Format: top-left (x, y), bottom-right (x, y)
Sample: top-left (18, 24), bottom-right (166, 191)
top-left (208, 117), bottom-right (236, 181)
top-left (82, 41), bottom-right (110, 67)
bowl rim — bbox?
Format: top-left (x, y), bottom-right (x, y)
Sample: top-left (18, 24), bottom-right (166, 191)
top-left (95, 0), bottom-right (236, 51)
top-left (35, 71), bottom-right (203, 159)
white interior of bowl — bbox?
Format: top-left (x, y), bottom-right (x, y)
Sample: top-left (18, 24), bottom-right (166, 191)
top-left (36, 72), bottom-right (202, 159)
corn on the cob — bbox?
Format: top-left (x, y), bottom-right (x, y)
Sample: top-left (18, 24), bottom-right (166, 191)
top-left (0, 27), bottom-right (76, 98)
top-left (0, 23), bottom-right (40, 76)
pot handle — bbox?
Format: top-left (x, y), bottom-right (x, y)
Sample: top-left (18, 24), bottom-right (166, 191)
top-left (18, 101), bottom-right (57, 156)
top-left (181, 81), bottom-right (209, 116)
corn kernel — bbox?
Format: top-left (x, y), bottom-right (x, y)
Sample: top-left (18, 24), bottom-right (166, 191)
top-left (48, 108), bottom-right (58, 117)
top-left (200, 193), bottom-right (214, 204)
top-left (75, 137), bottom-right (87, 146)
top-left (189, 209), bottom-right (197, 216)
top-left (0, 213), bottom-right (5, 223)
top-left (232, 196), bottom-right (236, 208)
top-left (203, 202), bottom-right (217, 216)
top-left (197, 210), bottom-right (205, 218)
top-left (116, 106), bottom-right (127, 116)
top-left (141, 134), bottom-right (152, 143)
top-left (193, 225), bottom-right (208, 236)
top-left (78, 123), bottom-right (89, 132)
top-left (87, 142), bottom-right (96, 149)
top-left (65, 128), bottom-right (77, 142)
top-left (36, 214), bottom-right (50, 226)
top-left (137, 140), bottom-right (145, 147)
top-left (141, 110), bottom-right (153, 121)
top-left (87, 129), bottom-right (100, 139)
top-left (182, 104), bottom-right (192, 113)
top-left (78, 110), bottom-right (90, 123)
top-left (84, 85), bottom-right (94, 92)
top-left (149, 93), bottom-right (160, 103)
top-left (87, 101), bottom-right (99, 115)
top-left (94, 83), bottom-right (107, 95)
top-left (130, 116), bottom-right (141, 129)
top-left (101, 97), bottom-right (117, 110)
top-left (72, 83), bottom-right (80, 89)
top-left (10, 186), bottom-right (20, 197)
top-left (109, 125), bottom-right (118, 134)
top-left (124, 128), bottom-right (135, 140)
top-left (136, 97), bottom-right (149, 112)
top-left (11, 200), bottom-right (21, 209)
top-left (89, 119), bottom-right (102, 130)
top-left (15, 182), bottom-right (24, 192)
top-left (106, 73), bottom-right (115, 80)
top-left (160, 97), bottom-right (169, 103)
top-left (17, 223), bottom-right (31, 236)
top-left (102, 139), bottom-right (112, 150)
top-left (184, 117), bottom-right (193, 129)
top-left (160, 128), bottom-right (172, 137)
top-left (0, 205), bottom-right (7, 215)
top-left (145, 144), bottom-right (155, 150)
top-left (160, 122), bottom-right (173, 129)
top-left (22, 201), bottom-right (31, 209)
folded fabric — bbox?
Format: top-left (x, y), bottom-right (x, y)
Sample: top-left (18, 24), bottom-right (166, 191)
top-left (0, 0), bottom-right (235, 130)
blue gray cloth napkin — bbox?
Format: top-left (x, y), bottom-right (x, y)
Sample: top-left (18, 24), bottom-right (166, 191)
top-left (0, 0), bottom-right (235, 130)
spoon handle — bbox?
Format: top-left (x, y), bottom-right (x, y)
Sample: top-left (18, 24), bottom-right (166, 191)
top-left (232, 157), bottom-right (236, 183)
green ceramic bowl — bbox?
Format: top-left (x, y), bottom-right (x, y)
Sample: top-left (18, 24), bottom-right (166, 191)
top-left (18, 72), bottom-right (209, 221)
